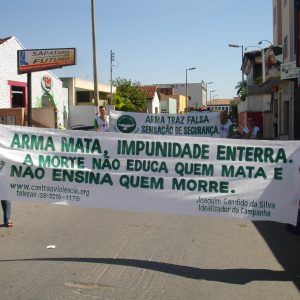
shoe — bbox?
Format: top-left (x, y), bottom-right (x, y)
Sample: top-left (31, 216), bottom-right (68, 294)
top-left (5, 220), bottom-right (13, 227)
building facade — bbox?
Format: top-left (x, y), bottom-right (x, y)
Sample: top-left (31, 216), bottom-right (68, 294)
top-left (207, 99), bottom-right (232, 113)
top-left (0, 36), bottom-right (68, 128)
top-left (60, 77), bottom-right (114, 128)
top-left (237, 1), bottom-right (300, 140)
top-left (160, 93), bottom-right (186, 114)
top-left (272, 0), bottom-right (300, 140)
top-left (140, 85), bottom-right (160, 114)
top-left (156, 82), bottom-right (205, 110)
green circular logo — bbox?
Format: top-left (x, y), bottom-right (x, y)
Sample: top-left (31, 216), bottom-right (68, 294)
top-left (117, 115), bottom-right (137, 133)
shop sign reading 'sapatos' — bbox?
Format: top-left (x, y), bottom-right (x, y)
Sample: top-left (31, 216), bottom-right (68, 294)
top-left (116, 115), bottom-right (137, 133)
top-left (17, 48), bottom-right (76, 74)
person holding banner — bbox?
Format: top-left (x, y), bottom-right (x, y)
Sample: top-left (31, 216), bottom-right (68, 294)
top-left (1, 200), bottom-right (13, 227)
top-left (94, 106), bottom-right (110, 132)
top-left (219, 110), bottom-right (234, 138)
top-left (242, 117), bottom-right (262, 139)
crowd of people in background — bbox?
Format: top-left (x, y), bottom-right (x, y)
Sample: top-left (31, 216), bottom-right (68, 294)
top-left (242, 116), bottom-right (262, 139)
top-left (92, 106), bottom-right (262, 140)
top-left (219, 110), bottom-right (262, 140)
top-left (91, 106), bottom-right (262, 140)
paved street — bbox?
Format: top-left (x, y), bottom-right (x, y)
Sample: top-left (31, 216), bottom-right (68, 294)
top-left (0, 201), bottom-right (300, 300)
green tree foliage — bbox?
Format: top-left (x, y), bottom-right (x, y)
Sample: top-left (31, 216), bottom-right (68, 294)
top-left (230, 102), bottom-right (238, 120)
top-left (235, 81), bottom-right (248, 101)
top-left (113, 77), bottom-right (147, 112)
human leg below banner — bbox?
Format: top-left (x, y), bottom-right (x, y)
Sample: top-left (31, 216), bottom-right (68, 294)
top-left (1, 200), bottom-right (13, 227)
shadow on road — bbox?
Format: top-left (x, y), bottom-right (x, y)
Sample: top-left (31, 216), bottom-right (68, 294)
top-left (0, 256), bottom-right (299, 285)
top-left (254, 221), bottom-right (300, 291)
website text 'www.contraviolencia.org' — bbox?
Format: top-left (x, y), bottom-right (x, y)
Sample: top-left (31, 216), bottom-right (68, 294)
top-left (10, 183), bottom-right (90, 197)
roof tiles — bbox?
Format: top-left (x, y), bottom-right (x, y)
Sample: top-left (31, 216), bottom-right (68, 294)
top-left (140, 85), bottom-right (158, 99)
top-left (0, 37), bottom-right (12, 46)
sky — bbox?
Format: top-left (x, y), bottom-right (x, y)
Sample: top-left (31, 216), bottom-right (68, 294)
top-left (1, 0), bottom-right (273, 99)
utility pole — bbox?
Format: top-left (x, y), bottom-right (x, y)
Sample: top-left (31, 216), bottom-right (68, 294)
top-left (110, 50), bottom-right (115, 105)
top-left (91, 0), bottom-right (99, 108)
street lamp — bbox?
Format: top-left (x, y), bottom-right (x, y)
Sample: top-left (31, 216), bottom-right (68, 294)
top-left (91, 0), bottom-right (99, 108)
top-left (213, 94), bottom-right (218, 99)
top-left (205, 81), bottom-right (213, 106)
top-left (210, 89), bottom-right (216, 103)
top-left (258, 39), bottom-right (273, 46)
top-left (185, 67), bottom-right (196, 112)
top-left (228, 43), bottom-right (244, 88)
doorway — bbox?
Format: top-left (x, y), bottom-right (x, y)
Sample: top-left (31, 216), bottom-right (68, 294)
top-left (11, 86), bottom-right (26, 107)
top-left (8, 80), bottom-right (26, 108)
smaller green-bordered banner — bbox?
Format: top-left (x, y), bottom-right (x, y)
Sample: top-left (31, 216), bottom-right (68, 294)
top-left (109, 111), bottom-right (221, 137)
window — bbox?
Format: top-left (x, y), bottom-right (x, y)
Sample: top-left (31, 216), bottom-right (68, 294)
top-left (76, 91), bottom-right (91, 105)
top-left (0, 116), bottom-right (16, 125)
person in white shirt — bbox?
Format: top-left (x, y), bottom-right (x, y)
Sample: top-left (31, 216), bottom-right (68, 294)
top-left (219, 110), bottom-right (234, 138)
top-left (242, 117), bottom-right (261, 139)
top-left (94, 106), bottom-right (110, 132)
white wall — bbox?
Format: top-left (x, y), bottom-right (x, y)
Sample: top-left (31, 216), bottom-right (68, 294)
top-left (31, 72), bottom-right (68, 126)
top-left (238, 95), bottom-right (267, 113)
top-left (68, 105), bottom-right (96, 128)
top-left (147, 92), bottom-right (160, 113)
top-left (68, 104), bottom-right (115, 128)
top-left (156, 83), bottom-right (204, 107)
top-left (0, 37), bottom-right (27, 107)
top-left (160, 98), bottom-right (177, 113)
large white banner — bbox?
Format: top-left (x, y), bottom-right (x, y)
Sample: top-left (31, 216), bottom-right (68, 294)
top-left (109, 111), bottom-right (221, 137)
top-left (0, 125), bottom-right (299, 225)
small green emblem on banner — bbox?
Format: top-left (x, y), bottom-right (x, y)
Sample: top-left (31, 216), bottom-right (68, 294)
top-left (117, 115), bottom-right (137, 133)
